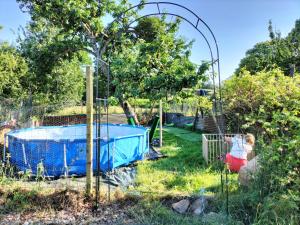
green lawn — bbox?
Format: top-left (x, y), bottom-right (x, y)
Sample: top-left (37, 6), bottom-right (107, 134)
top-left (128, 128), bottom-right (240, 225)
top-left (134, 130), bottom-right (221, 196)
top-left (134, 128), bottom-right (238, 197)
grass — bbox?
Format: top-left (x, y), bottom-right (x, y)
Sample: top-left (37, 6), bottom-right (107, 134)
top-left (134, 129), bottom-right (237, 197)
top-left (129, 200), bottom-right (240, 225)
top-left (48, 105), bottom-right (125, 116)
top-left (127, 127), bottom-right (241, 225)
top-left (0, 127), bottom-right (240, 224)
top-left (49, 105), bottom-right (158, 116)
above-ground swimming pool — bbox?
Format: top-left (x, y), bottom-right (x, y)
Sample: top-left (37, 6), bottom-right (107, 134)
top-left (5, 124), bottom-right (149, 176)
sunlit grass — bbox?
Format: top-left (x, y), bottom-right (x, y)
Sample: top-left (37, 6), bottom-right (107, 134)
top-left (134, 130), bottom-right (237, 197)
top-left (49, 105), bottom-right (124, 116)
top-left (50, 105), bottom-right (157, 116)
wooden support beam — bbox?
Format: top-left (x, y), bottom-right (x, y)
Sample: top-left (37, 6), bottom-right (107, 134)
top-left (86, 66), bottom-right (93, 195)
top-left (159, 99), bottom-right (163, 147)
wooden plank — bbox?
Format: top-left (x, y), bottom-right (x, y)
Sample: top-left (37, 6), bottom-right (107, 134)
top-left (159, 100), bottom-right (163, 147)
top-left (86, 66), bottom-right (93, 195)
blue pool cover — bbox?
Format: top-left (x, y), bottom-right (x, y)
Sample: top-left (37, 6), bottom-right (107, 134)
top-left (6, 124), bottom-right (149, 177)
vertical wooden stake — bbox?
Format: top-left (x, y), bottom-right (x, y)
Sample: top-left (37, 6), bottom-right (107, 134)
top-left (86, 66), bottom-right (93, 195)
top-left (159, 99), bottom-right (163, 147)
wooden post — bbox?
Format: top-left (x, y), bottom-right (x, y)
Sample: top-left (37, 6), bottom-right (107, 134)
top-left (86, 66), bottom-right (93, 195)
top-left (159, 99), bottom-right (163, 147)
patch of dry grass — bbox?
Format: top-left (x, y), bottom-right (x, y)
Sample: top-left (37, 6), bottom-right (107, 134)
top-left (0, 180), bottom-right (139, 224)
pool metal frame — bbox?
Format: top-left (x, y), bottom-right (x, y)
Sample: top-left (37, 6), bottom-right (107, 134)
top-left (4, 123), bottom-right (149, 177)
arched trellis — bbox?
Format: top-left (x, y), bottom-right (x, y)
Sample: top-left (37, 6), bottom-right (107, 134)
top-left (101, 1), bottom-right (224, 127)
top-left (94, 1), bottom-right (225, 208)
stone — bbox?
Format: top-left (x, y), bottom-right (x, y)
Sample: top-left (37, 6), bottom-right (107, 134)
top-left (189, 197), bottom-right (207, 215)
top-left (172, 199), bottom-right (190, 214)
top-left (239, 155), bottom-right (260, 186)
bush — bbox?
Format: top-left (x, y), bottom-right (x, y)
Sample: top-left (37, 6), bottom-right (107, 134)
top-left (223, 69), bottom-right (300, 137)
top-left (222, 69), bottom-right (300, 224)
top-left (128, 98), bottom-right (153, 108)
top-left (255, 193), bottom-right (300, 225)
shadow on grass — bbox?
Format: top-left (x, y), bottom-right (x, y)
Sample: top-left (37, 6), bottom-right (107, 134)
top-left (150, 130), bottom-right (225, 174)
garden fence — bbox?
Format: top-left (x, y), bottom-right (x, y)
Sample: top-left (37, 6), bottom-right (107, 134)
top-left (202, 134), bottom-right (238, 163)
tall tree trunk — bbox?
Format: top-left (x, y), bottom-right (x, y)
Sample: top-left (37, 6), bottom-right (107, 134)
top-left (118, 98), bottom-right (140, 125)
top-left (193, 107), bottom-right (199, 131)
top-left (145, 103), bottom-right (155, 125)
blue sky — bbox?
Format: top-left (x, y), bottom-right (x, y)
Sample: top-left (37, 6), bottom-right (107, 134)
top-left (0, 0), bottom-right (299, 79)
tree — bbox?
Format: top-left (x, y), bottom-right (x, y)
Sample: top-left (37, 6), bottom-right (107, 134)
top-left (236, 19), bottom-right (300, 75)
top-left (107, 17), bottom-right (207, 123)
top-left (17, 0), bottom-right (138, 57)
top-left (0, 42), bottom-right (28, 100)
top-left (17, 0), bottom-right (142, 110)
top-left (17, 1), bottom-right (208, 122)
top-left (286, 19), bottom-right (300, 75)
top-left (18, 21), bottom-right (88, 105)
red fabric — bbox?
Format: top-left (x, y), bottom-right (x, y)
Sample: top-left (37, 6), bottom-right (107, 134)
top-left (225, 153), bottom-right (247, 172)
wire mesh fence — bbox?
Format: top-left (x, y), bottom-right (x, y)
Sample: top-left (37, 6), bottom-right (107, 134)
top-left (0, 98), bottom-right (150, 193)
top-left (165, 102), bottom-right (198, 117)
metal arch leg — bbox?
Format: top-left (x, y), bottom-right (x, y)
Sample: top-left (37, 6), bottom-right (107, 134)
top-left (221, 169), bottom-right (224, 193)
top-left (225, 166), bottom-right (229, 216)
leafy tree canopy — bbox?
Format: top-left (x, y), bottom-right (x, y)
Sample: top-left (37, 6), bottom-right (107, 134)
top-left (223, 68), bottom-right (300, 137)
top-left (17, 0), bottom-right (141, 56)
top-left (17, 1), bottom-right (210, 120)
top-left (0, 42), bottom-right (28, 100)
top-left (108, 17), bottom-right (206, 102)
top-left (18, 21), bottom-right (89, 105)
top-left (236, 19), bottom-right (300, 75)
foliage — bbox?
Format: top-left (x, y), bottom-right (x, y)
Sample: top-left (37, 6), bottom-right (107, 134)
top-left (0, 42), bottom-right (28, 100)
top-left (222, 69), bottom-right (300, 224)
top-left (18, 21), bottom-right (87, 105)
top-left (134, 16), bottom-right (167, 42)
top-left (222, 69), bottom-right (300, 135)
top-left (16, 1), bottom-right (209, 120)
top-left (128, 98), bottom-right (153, 108)
top-left (286, 20), bottom-right (300, 69)
top-left (186, 96), bottom-right (212, 115)
top-left (17, 0), bottom-right (137, 56)
top-left (236, 19), bottom-right (300, 75)
top-left (109, 17), bottom-right (206, 103)
top-left (16, 0), bottom-right (139, 108)
top-left (252, 111), bottom-right (300, 224)
top-left (255, 193), bottom-right (300, 224)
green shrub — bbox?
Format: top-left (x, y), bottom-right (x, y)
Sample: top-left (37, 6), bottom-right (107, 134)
top-left (222, 69), bottom-right (300, 136)
top-left (255, 193), bottom-right (300, 225)
top-left (222, 69), bottom-right (300, 224)
top-left (128, 98), bottom-right (153, 108)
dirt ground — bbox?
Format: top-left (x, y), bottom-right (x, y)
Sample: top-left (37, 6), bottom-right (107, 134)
top-left (0, 188), bottom-right (140, 225)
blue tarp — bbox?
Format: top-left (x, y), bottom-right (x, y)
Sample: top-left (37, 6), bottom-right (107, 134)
top-left (6, 124), bottom-right (149, 177)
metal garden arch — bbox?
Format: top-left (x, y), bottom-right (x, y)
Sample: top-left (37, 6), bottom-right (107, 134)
top-left (94, 1), bottom-right (225, 208)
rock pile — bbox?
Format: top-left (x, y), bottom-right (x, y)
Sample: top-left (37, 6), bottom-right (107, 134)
top-left (171, 195), bottom-right (211, 215)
